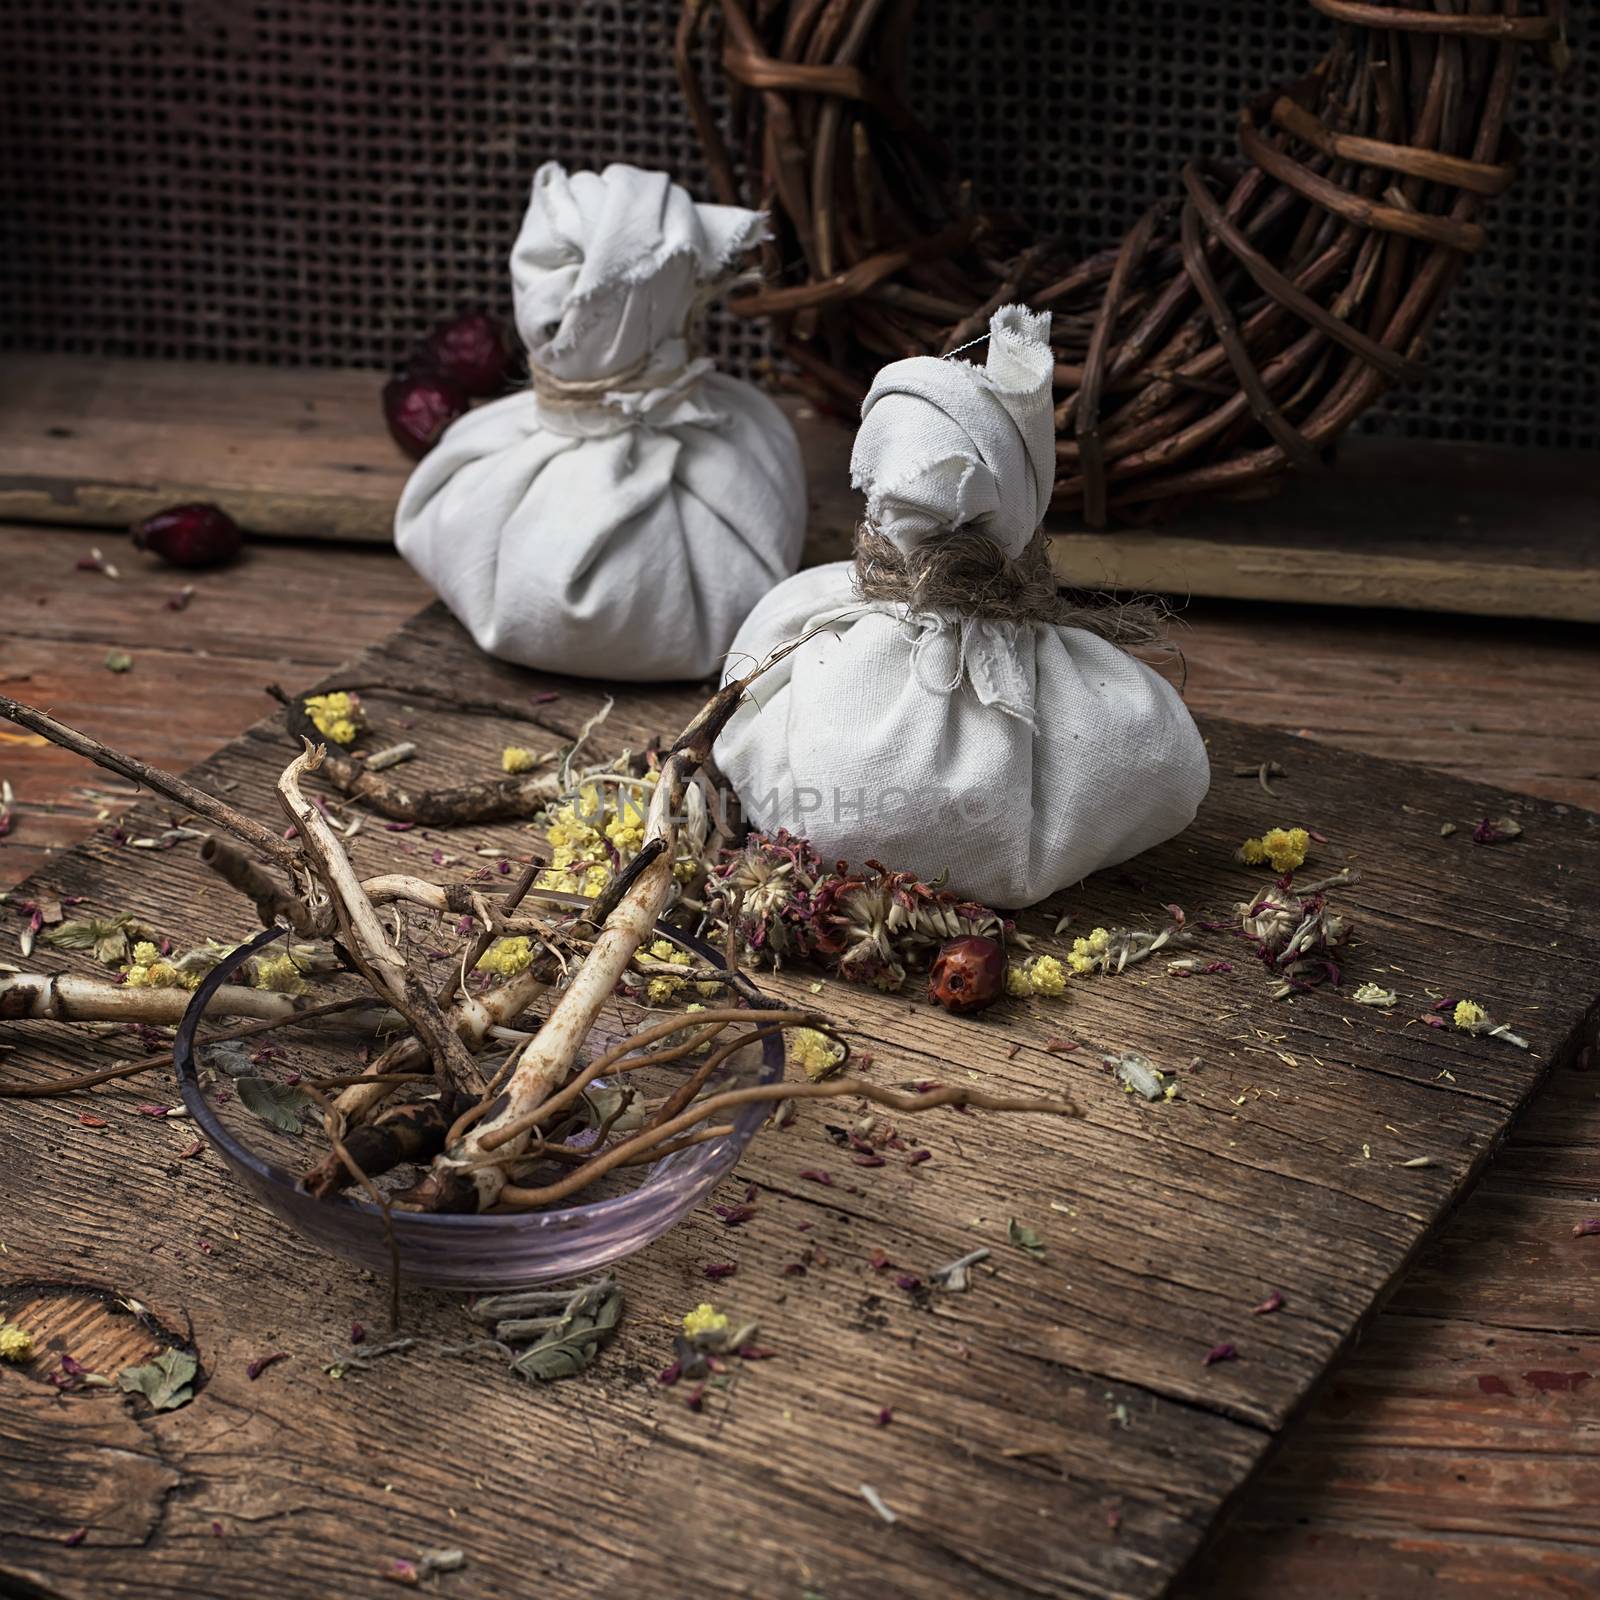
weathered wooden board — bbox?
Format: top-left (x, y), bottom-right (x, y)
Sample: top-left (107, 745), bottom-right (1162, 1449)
top-left (3, 603), bottom-right (1598, 1600)
top-left (3, 355), bottom-right (1598, 621)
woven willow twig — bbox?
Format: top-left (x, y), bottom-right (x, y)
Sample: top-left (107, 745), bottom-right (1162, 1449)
top-left (676, 0), bottom-right (1565, 526)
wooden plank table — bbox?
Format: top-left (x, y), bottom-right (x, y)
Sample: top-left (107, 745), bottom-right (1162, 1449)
top-left (4, 355), bottom-right (1598, 623)
top-left (3, 580), bottom-right (1598, 1598)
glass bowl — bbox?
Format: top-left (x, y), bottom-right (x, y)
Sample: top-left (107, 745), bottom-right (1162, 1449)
top-left (173, 920), bottom-right (783, 1290)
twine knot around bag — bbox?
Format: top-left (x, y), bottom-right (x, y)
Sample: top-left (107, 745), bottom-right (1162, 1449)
top-left (714, 302), bottom-right (1210, 908)
top-left (524, 266), bottom-right (760, 412)
top-left (393, 162), bottom-right (805, 682)
top-left (852, 520), bottom-right (1164, 648)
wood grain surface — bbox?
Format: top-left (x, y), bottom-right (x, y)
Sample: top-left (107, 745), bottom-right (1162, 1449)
top-left (4, 355), bottom-right (1597, 621)
top-left (3, 583), bottom-right (1598, 1599)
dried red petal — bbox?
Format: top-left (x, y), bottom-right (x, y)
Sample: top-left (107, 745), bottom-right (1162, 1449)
top-left (906, 1149), bottom-right (932, 1166)
top-left (78, 1113), bottom-right (109, 1128)
top-left (657, 1360), bottom-right (682, 1387)
top-left (703, 1262), bottom-right (738, 1280)
top-left (1573, 1219), bottom-right (1600, 1238)
top-left (851, 1153), bottom-right (887, 1168)
top-left (874, 1406), bottom-right (894, 1427)
top-left (1202, 1342), bottom-right (1238, 1367)
top-left (246, 1351), bottom-right (288, 1381)
top-left (1251, 1291), bottom-right (1285, 1316)
top-left (797, 1169), bottom-right (833, 1186)
top-left (894, 1273), bottom-right (922, 1293)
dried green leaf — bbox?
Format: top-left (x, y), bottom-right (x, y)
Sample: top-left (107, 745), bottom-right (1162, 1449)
top-left (1008, 1219), bottom-right (1046, 1258)
top-left (509, 1279), bottom-right (623, 1383)
top-left (43, 913), bottom-right (145, 966)
top-left (236, 1076), bottom-right (312, 1134)
top-left (203, 1041), bottom-right (258, 1079)
top-left (104, 651), bottom-right (133, 674)
top-left (117, 1347), bottom-right (197, 1410)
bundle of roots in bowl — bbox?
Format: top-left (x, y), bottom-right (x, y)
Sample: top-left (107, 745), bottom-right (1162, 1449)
top-left (1, 661), bottom-right (1077, 1226)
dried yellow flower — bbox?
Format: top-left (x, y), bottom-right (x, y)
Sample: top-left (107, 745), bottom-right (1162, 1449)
top-left (1239, 826), bottom-right (1310, 873)
top-left (682, 1303), bottom-right (729, 1339)
top-left (789, 1026), bottom-right (844, 1081)
top-left (501, 746), bottom-right (539, 774)
top-left (1027, 955), bottom-right (1068, 998)
top-left (0, 1321), bottom-right (33, 1363)
top-left (1067, 928), bottom-right (1111, 974)
top-left (253, 953), bottom-right (308, 995)
top-left (303, 691), bottom-right (364, 747)
top-left (1453, 999), bottom-right (1488, 1031)
top-left (1005, 964), bottom-right (1032, 998)
top-left (477, 936), bottom-right (534, 977)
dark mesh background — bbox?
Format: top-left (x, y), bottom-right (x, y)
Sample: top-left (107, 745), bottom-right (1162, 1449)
top-left (2, 1), bottom-right (1593, 448)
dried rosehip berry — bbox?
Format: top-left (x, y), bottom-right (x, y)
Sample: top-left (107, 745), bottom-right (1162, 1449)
top-left (130, 503), bottom-right (243, 569)
top-left (383, 372), bottom-right (468, 460)
top-left (418, 308), bottom-right (511, 399)
top-left (928, 935), bottom-right (1005, 1014)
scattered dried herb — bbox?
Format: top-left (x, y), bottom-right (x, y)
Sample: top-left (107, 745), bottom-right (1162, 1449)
top-left (1202, 1342), bottom-right (1238, 1367)
top-left (859, 1484), bottom-right (897, 1525)
top-left (1351, 983), bottom-right (1397, 1007)
top-left (710, 831), bottom-right (1009, 991)
top-left (236, 1076), bottom-right (312, 1134)
top-left (703, 1262), bottom-right (738, 1280)
top-left (246, 1351), bottom-right (288, 1381)
top-left (1572, 1219), bottom-right (1600, 1239)
top-left (1251, 1292), bottom-right (1284, 1316)
top-left (797, 1168), bottom-right (833, 1187)
top-left (508, 1278), bottom-right (623, 1383)
top-left (874, 1406), bottom-right (894, 1427)
top-left (929, 1247), bottom-right (990, 1292)
top-left (1471, 816), bottom-right (1523, 845)
top-left (0, 1321), bottom-right (34, 1362)
top-left (117, 1347), bottom-right (198, 1410)
top-left (1109, 1051), bottom-right (1171, 1102)
top-left (1236, 867), bottom-right (1355, 998)
top-left (1008, 1219), bottom-right (1046, 1258)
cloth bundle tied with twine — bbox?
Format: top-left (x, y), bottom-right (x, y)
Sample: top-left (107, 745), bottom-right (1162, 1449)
top-left (395, 162), bottom-right (805, 682)
top-left (716, 305), bottom-right (1210, 908)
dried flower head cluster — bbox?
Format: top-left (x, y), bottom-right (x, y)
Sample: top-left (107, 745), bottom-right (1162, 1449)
top-left (709, 832), bottom-right (1009, 991)
top-left (1452, 997), bottom-right (1528, 1049)
top-left (1237, 868), bottom-right (1355, 999)
top-left (1237, 826), bottom-right (1311, 873)
top-left (537, 768), bottom-right (710, 902)
top-left (1065, 920), bottom-right (1192, 977)
top-left (303, 691), bottom-right (365, 747)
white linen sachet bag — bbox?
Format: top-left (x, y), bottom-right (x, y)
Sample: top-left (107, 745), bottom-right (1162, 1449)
top-left (715, 304), bottom-right (1210, 908)
top-left (395, 162), bottom-right (806, 681)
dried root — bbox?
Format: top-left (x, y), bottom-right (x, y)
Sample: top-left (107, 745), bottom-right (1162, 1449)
top-left (4, 664), bottom-right (1076, 1244)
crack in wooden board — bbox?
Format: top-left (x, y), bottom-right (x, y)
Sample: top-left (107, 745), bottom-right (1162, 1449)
top-left (2, 602), bottom-right (1597, 1600)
